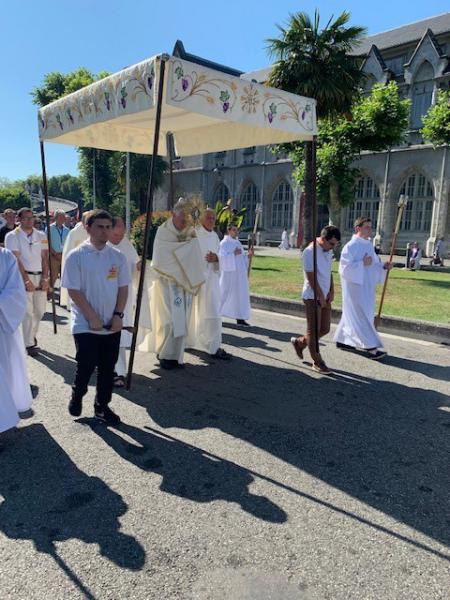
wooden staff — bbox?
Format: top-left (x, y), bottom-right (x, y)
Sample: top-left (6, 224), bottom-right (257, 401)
top-left (39, 141), bottom-right (57, 334)
top-left (247, 203), bottom-right (262, 276)
top-left (375, 194), bottom-right (407, 328)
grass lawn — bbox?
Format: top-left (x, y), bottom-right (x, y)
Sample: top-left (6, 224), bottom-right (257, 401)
top-left (249, 255), bottom-right (450, 324)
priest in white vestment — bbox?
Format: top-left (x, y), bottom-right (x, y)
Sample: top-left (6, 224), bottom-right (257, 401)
top-left (0, 248), bottom-right (33, 432)
top-left (60, 212), bottom-right (90, 308)
top-left (187, 209), bottom-right (231, 359)
top-left (334, 216), bottom-right (392, 360)
top-left (140, 199), bottom-right (205, 369)
top-left (108, 217), bottom-right (151, 385)
top-left (219, 224), bottom-right (253, 326)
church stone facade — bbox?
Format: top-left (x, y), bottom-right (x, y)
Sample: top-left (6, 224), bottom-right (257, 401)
top-left (157, 15), bottom-right (450, 256)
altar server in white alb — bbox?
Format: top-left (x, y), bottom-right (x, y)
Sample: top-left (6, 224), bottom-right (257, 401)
top-left (5, 207), bottom-right (49, 357)
top-left (0, 248), bottom-right (33, 433)
top-left (141, 199), bottom-right (205, 369)
top-left (334, 216), bottom-right (392, 359)
top-left (188, 209), bottom-right (231, 360)
top-left (279, 228), bottom-right (290, 250)
top-left (219, 224), bottom-right (253, 327)
top-left (60, 211), bottom-right (90, 308)
top-left (108, 216), bottom-right (151, 386)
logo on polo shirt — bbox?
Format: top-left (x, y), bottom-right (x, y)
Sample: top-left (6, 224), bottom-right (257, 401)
top-left (107, 265), bottom-right (118, 279)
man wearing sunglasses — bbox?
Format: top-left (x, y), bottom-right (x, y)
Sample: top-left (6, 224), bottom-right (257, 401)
top-left (291, 225), bottom-right (341, 374)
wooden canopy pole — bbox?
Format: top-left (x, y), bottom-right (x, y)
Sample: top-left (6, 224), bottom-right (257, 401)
top-left (247, 203), bottom-right (262, 276)
top-left (311, 136), bottom-right (319, 355)
top-left (166, 132), bottom-right (176, 210)
top-left (126, 55), bottom-right (168, 390)
top-left (375, 194), bottom-right (407, 328)
top-left (39, 141), bottom-right (57, 334)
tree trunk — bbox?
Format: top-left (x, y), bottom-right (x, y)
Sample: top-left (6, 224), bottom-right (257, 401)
top-left (328, 180), bottom-right (341, 227)
top-left (302, 141), bottom-right (316, 248)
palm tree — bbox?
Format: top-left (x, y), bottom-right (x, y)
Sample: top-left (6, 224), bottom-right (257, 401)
top-left (267, 10), bottom-right (366, 244)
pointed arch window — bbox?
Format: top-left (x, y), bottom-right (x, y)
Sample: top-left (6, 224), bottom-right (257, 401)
top-left (240, 182), bottom-right (258, 228)
top-left (213, 183), bottom-right (230, 205)
top-left (411, 61), bottom-right (434, 129)
top-left (346, 176), bottom-right (380, 230)
top-left (399, 173), bottom-right (434, 232)
top-left (271, 181), bottom-right (293, 228)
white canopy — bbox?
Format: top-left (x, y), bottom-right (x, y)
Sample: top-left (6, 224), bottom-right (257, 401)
top-left (38, 54), bottom-right (317, 155)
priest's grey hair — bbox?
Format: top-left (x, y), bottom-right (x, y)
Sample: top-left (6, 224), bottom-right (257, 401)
top-left (173, 197), bottom-right (188, 215)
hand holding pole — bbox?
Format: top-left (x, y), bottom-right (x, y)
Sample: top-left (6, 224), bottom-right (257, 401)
top-left (375, 194), bottom-right (407, 328)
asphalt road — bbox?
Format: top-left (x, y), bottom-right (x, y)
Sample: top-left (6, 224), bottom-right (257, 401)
top-left (0, 305), bottom-right (449, 600)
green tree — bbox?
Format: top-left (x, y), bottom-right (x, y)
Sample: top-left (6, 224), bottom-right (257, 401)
top-left (290, 82), bottom-right (410, 226)
top-left (422, 90), bottom-right (450, 146)
top-left (267, 10), bottom-right (366, 245)
top-left (117, 153), bottom-right (168, 214)
top-left (0, 186), bottom-right (31, 212)
top-left (78, 148), bottom-right (121, 209)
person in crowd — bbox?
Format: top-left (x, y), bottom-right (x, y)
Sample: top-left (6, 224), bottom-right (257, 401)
top-left (219, 224), bottom-right (253, 327)
top-left (60, 211), bottom-right (90, 308)
top-left (5, 207), bottom-right (49, 357)
top-left (279, 228), bottom-right (290, 250)
top-left (0, 209), bottom-right (17, 246)
top-left (334, 216), bottom-right (392, 360)
top-left (49, 209), bottom-right (70, 297)
top-left (0, 247), bottom-right (33, 433)
top-left (62, 209), bottom-right (130, 425)
top-left (291, 226), bottom-right (341, 374)
top-left (188, 208), bottom-right (231, 360)
top-left (409, 242), bottom-right (422, 271)
top-left (107, 216), bottom-right (143, 387)
top-left (140, 198), bottom-right (205, 370)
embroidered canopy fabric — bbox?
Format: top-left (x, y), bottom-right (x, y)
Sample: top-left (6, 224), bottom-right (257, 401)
top-left (38, 54), bottom-right (317, 156)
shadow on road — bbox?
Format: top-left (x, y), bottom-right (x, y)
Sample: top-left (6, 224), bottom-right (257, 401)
top-left (0, 424), bottom-right (145, 598)
top-left (381, 354), bottom-right (450, 382)
top-left (29, 334), bottom-right (450, 555)
top-left (80, 419), bottom-right (287, 524)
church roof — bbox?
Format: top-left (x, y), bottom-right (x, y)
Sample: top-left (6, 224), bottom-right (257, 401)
top-left (354, 13), bottom-right (450, 55)
top-left (242, 13), bottom-right (450, 82)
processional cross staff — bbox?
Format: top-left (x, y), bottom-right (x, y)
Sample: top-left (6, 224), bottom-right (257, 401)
top-left (247, 202), bottom-right (262, 276)
top-left (375, 194), bottom-right (407, 328)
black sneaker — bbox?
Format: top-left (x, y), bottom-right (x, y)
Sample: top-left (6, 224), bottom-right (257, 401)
top-left (367, 350), bottom-right (387, 360)
top-left (69, 395), bottom-right (82, 417)
top-left (210, 348), bottom-right (232, 360)
top-left (159, 359), bottom-right (179, 370)
top-left (336, 342), bottom-right (355, 351)
top-left (94, 405), bottom-right (121, 425)
top-left (236, 319), bottom-right (250, 327)
top-left (26, 346), bottom-right (39, 357)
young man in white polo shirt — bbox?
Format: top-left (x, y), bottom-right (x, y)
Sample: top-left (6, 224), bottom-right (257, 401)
top-left (5, 207), bottom-right (49, 356)
top-left (291, 225), bottom-right (341, 374)
top-left (62, 209), bottom-right (130, 425)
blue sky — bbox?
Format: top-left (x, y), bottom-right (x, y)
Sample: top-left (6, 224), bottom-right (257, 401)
top-left (2, 0), bottom-right (449, 181)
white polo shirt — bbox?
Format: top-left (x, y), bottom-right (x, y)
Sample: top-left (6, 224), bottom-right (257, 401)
top-left (301, 243), bottom-right (333, 300)
top-left (4, 227), bottom-right (48, 272)
top-left (62, 240), bottom-right (131, 335)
